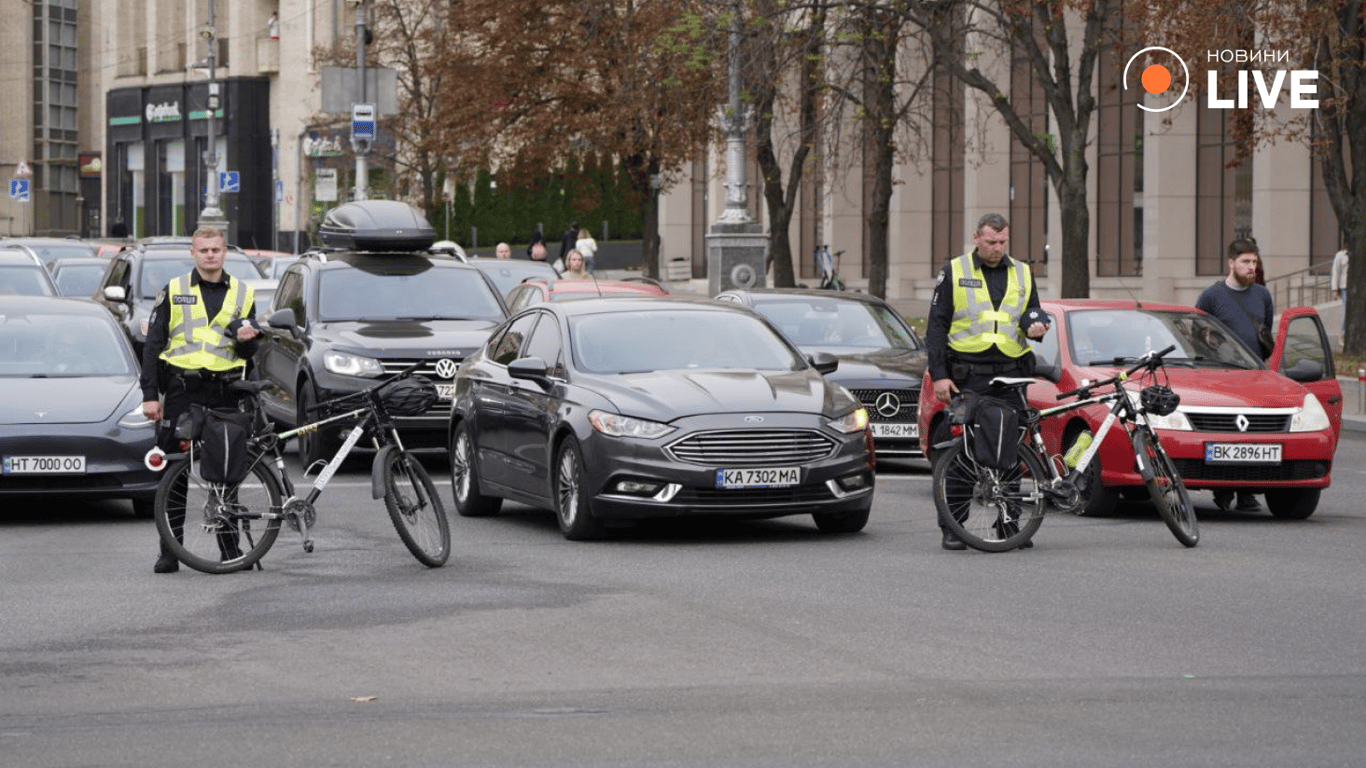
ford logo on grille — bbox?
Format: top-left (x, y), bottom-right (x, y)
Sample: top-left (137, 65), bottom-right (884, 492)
top-left (744, 416), bottom-right (765, 423)
top-left (434, 359), bottom-right (459, 379)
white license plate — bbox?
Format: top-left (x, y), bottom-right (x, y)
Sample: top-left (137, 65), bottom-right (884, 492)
top-left (436, 384), bottom-right (455, 402)
top-left (1204, 443), bottom-right (1282, 465)
top-left (871, 423), bottom-right (918, 438)
top-left (716, 467), bottom-right (801, 488)
top-left (2, 455), bottom-right (87, 475)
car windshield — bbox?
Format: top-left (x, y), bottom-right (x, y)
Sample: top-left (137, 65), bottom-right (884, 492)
top-left (318, 268), bottom-right (505, 322)
top-left (138, 254), bottom-right (263, 298)
top-left (752, 296), bottom-right (921, 351)
top-left (23, 243), bottom-right (97, 264)
top-left (474, 261), bottom-right (560, 296)
top-left (0, 265), bottom-right (56, 296)
top-left (1066, 308), bottom-right (1265, 369)
top-left (0, 312), bottom-right (133, 377)
top-left (572, 309), bottom-right (804, 374)
top-left (53, 264), bottom-right (106, 297)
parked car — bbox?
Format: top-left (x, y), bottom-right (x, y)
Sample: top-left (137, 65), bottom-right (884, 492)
top-left (917, 299), bottom-right (1342, 519)
top-left (254, 200), bottom-right (509, 466)
top-left (467, 257), bottom-right (562, 300)
top-left (91, 240), bottom-right (266, 356)
top-left (715, 288), bottom-right (928, 460)
top-left (505, 277), bottom-right (669, 311)
top-left (447, 297), bottom-right (876, 540)
top-left (0, 295), bottom-right (159, 516)
top-left (0, 248), bottom-right (59, 296)
top-left (46, 256), bottom-right (109, 298)
top-left (0, 236), bottom-right (98, 266)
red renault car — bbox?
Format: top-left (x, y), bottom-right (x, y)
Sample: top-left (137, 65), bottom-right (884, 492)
top-left (918, 300), bottom-right (1342, 519)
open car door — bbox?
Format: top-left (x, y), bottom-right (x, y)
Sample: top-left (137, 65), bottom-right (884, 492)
top-left (1269, 306), bottom-right (1344, 447)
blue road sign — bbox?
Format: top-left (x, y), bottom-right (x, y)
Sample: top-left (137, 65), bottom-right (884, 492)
top-left (8, 179), bottom-right (30, 202)
top-left (352, 103), bottom-right (376, 141)
top-left (219, 171), bottom-right (241, 193)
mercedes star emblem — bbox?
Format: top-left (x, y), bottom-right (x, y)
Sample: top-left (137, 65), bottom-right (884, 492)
top-left (873, 392), bottom-right (902, 418)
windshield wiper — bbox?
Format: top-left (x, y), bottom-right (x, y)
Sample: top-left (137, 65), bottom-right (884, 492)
top-left (1085, 356), bottom-right (1139, 366)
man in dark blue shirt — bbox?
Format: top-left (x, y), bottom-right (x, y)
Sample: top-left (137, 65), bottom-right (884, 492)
top-left (1195, 237), bottom-right (1273, 513)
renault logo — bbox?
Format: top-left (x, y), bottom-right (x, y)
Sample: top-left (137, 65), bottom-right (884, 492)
top-left (874, 392), bottom-right (902, 418)
top-left (433, 359), bottom-right (459, 379)
top-left (1235, 413), bottom-right (1249, 432)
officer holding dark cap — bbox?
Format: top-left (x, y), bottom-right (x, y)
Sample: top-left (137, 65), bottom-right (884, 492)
top-left (925, 213), bottom-right (1050, 550)
top-left (140, 226), bottom-right (259, 573)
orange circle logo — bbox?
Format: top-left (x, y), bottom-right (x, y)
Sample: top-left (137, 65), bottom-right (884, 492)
top-left (1141, 64), bottom-right (1172, 95)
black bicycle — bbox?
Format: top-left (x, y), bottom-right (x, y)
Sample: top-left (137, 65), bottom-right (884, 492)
top-left (932, 345), bottom-right (1198, 551)
top-left (150, 368), bottom-right (451, 573)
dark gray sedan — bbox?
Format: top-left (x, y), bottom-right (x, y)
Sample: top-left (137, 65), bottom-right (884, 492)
top-left (0, 296), bottom-right (159, 516)
top-left (447, 297), bottom-right (876, 539)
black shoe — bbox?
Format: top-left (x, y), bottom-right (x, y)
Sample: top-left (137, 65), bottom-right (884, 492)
top-left (941, 530), bottom-right (967, 551)
top-left (1213, 489), bottom-right (1234, 512)
top-left (1235, 493), bottom-right (1262, 512)
top-left (153, 553), bottom-right (179, 573)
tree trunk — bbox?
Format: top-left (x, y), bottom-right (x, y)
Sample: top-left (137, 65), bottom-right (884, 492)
top-left (1057, 179), bottom-right (1091, 299)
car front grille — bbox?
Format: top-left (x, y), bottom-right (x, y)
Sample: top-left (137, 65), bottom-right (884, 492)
top-left (380, 357), bottom-right (461, 417)
top-left (1172, 458), bottom-right (1330, 483)
top-left (1184, 412), bottom-right (1293, 433)
top-left (667, 429), bottom-right (836, 467)
top-left (849, 387), bottom-right (919, 423)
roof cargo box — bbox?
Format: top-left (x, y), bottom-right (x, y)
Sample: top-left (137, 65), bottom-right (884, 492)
top-left (318, 200), bottom-right (436, 251)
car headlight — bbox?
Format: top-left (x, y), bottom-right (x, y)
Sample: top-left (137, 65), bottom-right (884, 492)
top-left (827, 406), bottom-right (870, 434)
top-left (1290, 392), bottom-right (1332, 432)
top-left (323, 351), bottom-right (385, 377)
top-left (1143, 408), bottom-right (1193, 431)
top-left (589, 410), bottom-right (676, 439)
top-left (118, 406), bottom-right (156, 429)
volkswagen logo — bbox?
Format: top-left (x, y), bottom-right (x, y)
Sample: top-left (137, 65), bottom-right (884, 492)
top-left (433, 358), bottom-right (460, 379)
top-left (873, 392), bottom-right (902, 418)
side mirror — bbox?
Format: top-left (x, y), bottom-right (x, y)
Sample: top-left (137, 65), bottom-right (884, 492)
top-left (1282, 358), bottom-right (1324, 383)
top-left (265, 308), bottom-right (300, 339)
top-left (103, 285), bottom-right (127, 303)
top-left (508, 356), bottom-right (552, 388)
top-left (807, 351), bottom-right (839, 375)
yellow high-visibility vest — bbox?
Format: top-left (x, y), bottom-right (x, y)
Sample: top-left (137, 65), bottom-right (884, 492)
top-left (946, 253), bottom-right (1031, 357)
top-left (159, 273), bottom-right (254, 372)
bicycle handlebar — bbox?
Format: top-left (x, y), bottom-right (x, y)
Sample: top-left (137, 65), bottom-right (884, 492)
top-left (307, 361), bottom-right (424, 416)
top-left (1056, 344), bottom-right (1176, 401)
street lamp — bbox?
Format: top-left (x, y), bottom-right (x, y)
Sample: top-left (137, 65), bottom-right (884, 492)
top-left (198, 2), bottom-right (227, 231)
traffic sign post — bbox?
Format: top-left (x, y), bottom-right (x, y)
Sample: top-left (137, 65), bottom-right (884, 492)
top-left (9, 179), bottom-right (30, 202)
top-left (351, 103), bottom-right (376, 154)
top-left (219, 171), bottom-right (241, 193)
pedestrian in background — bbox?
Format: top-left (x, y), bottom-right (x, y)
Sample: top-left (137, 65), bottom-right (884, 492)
top-left (576, 227), bottom-right (598, 274)
top-left (495, 242), bottom-right (512, 260)
top-left (1332, 247), bottom-right (1349, 340)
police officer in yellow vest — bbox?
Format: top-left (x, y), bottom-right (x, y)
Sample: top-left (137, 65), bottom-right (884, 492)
top-left (925, 213), bottom-right (1050, 550)
top-left (139, 227), bottom-right (259, 573)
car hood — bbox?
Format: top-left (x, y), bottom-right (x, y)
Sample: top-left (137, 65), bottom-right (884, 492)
top-left (314, 319), bottom-right (502, 356)
top-left (588, 368), bottom-right (856, 422)
top-left (817, 348), bottom-right (926, 388)
top-left (1072, 366), bottom-right (1311, 408)
top-left (0, 376), bottom-right (139, 424)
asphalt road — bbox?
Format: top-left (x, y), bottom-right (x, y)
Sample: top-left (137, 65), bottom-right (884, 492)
top-left (3, 436), bottom-right (1365, 767)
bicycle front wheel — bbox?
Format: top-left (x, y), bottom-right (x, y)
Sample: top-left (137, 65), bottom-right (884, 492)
top-left (153, 457), bottom-right (284, 574)
top-left (932, 440), bottom-right (1048, 552)
top-left (381, 449), bottom-right (450, 567)
top-left (1134, 429), bottom-right (1199, 547)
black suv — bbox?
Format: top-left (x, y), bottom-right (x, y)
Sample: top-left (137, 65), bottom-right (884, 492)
top-left (93, 238), bottom-right (264, 356)
top-left (254, 201), bottom-right (509, 465)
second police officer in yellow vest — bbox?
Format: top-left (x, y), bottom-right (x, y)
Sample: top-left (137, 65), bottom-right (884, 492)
top-left (925, 213), bottom-right (1051, 550)
top-left (140, 226), bottom-right (260, 573)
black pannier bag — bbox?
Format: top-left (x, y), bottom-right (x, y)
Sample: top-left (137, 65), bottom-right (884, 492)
top-left (197, 407), bottom-right (254, 484)
top-left (951, 391), bottom-right (1021, 471)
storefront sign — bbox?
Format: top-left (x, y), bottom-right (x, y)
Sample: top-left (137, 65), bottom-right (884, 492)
top-left (145, 101), bottom-right (182, 123)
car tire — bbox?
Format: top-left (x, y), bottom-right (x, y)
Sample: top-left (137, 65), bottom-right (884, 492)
top-left (297, 381), bottom-right (339, 469)
top-left (812, 507), bottom-right (870, 534)
top-left (131, 497), bottom-right (154, 519)
top-left (449, 419), bottom-right (502, 517)
top-left (555, 437), bottom-right (604, 541)
top-left (1264, 488), bottom-right (1320, 520)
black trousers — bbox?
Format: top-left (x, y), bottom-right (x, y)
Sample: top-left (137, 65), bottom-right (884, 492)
top-left (156, 372), bottom-right (244, 559)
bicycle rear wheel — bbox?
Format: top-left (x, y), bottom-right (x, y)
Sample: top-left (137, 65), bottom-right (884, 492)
top-left (1133, 429), bottom-right (1199, 547)
top-left (381, 449), bottom-right (450, 567)
top-left (153, 457), bottom-right (284, 574)
top-left (932, 440), bottom-right (1048, 552)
